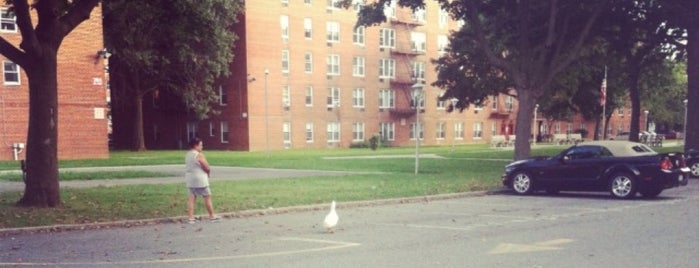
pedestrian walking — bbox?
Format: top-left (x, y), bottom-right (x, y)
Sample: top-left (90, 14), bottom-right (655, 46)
top-left (185, 137), bottom-right (220, 223)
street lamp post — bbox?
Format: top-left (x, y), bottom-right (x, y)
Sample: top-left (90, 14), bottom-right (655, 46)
top-left (451, 97), bottom-right (459, 152)
top-left (533, 104), bottom-right (539, 146)
top-left (264, 69), bottom-right (269, 158)
top-left (644, 110), bottom-right (649, 132)
top-left (412, 81), bottom-right (424, 175)
top-left (683, 99), bottom-right (688, 146)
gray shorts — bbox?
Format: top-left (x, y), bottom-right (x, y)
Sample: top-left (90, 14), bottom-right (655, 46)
top-left (188, 187), bottom-right (211, 197)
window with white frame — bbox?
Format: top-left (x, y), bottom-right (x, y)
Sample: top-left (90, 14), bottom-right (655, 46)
top-left (209, 122), bottom-right (215, 137)
top-left (473, 122), bottom-right (483, 139)
top-left (3, 61), bottom-right (20, 85)
top-left (411, 32), bottom-right (426, 52)
top-left (378, 58), bottom-right (395, 79)
top-left (187, 122), bottom-right (197, 141)
top-left (353, 26), bottom-right (365, 46)
top-left (220, 122), bottom-right (229, 143)
top-left (280, 15), bottom-right (289, 39)
top-left (327, 87), bottom-right (340, 107)
top-left (327, 122), bottom-right (341, 142)
top-left (542, 123), bottom-right (549, 135)
top-left (505, 96), bottom-right (513, 112)
top-left (282, 85), bottom-right (291, 107)
top-left (281, 50), bottom-right (290, 73)
top-left (326, 54), bottom-right (340, 75)
top-left (353, 56), bottom-right (365, 77)
top-left (378, 89), bottom-right (395, 109)
top-left (436, 122), bottom-right (446, 139)
top-left (305, 0), bottom-right (312, 5)
top-left (379, 122), bottom-right (395, 141)
top-left (412, 61), bottom-right (425, 81)
top-left (554, 122), bottom-right (561, 134)
top-left (455, 122), bottom-right (464, 140)
top-left (411, 90), bottom-right (425, 109)
top-left (326, 21), bottom-right (340, 42)
top-left (379, 28), bottom-right (395, 48)
top-left (306, 122), bottom-right (314, 142)
top-left (567, 122), bottom-right (572, 134)
top-left (304, 18), bottom-right (312, 39)
top-left (0, 9), bottom-right (16, 32)
top-left (410, 122), bottom-right (424, 140)
top-left (437, 35), bottom-right (448, 55)
top-left (305, 86), bottom-right (313, 106)
top-left (383, 0), bottom-right (396, 18)
top-left (283, 122), bottom-right (291, 144)
top-left (607, 123), bottom-right (613, 135)
top-left (490, 122), bottom-right (497, 136)
top-left (218, 85), bottom-right (227, 105)
top-left (352, 0), bottom-right (365, 12)
top-left (411, 7), bottom-right (426, 23)
top-left (327, 0), bottom-right (340, 10)
top-left (352, 122), bottom-right (365, 141)
top-left (281, 0), bottom-right (289, 6)
top-left (491, 95), bottom-right (499, 110)
top-left (352, 88), bottom-right (365, 108)
top-left (439, 8), bottom-right (449, 28)
top-left (437, 99), bottom-right (446, 110)
top-left (304, 52), bottom-right (313, 73)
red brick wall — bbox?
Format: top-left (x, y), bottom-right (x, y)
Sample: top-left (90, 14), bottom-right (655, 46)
top-left (0, 4), bottom-right (108, 161)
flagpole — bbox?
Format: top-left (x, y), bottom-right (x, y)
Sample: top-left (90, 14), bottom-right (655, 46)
top-left (601, 66), bottom-right (607, 140)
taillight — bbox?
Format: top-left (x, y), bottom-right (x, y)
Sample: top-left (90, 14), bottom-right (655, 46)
top-left (660, 157), bottom-right (672, 171)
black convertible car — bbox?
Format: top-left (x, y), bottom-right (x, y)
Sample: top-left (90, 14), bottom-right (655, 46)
top-left (687, 149), bottom-right (699, 178)
top-left (502, 141), bottom-right (690, 199)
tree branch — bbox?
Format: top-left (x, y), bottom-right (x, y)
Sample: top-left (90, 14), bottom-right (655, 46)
top-left (58, 0), bottom-right (101, 37)
top-left (13, 0), bottom-right (40, 54)
top-left (463, 0), bottom-right (512, 72)
top-left (0, 37), bottom-right (27, 66)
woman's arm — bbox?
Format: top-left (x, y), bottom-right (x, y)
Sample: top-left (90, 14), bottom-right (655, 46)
top-left (197, 153), bottom-right (211, 176)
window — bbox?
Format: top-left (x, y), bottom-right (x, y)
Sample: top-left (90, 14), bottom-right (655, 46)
top-left (326, 21), bottom-right (340, 42)
top-left (379, 28), bottom-right (395, 48)
top-left (305, 86), bottom-right (313, 106)
top-left (352, 122), bottom-right (365, 141)
top-left (567, 123), bottom-right (573, 134)
top-left (379, 58), bottom-right (395, 79)
top-left (306, 122), bottom-right (314, 142)
top-left (304, 18), bottom-right (313, 39)
top-left (437, 93), bottom-right (446, 110)
top-left (187, 122), bottom-right (197, 141)
top-left (352, 88), bottom-right (365, 108)
top-left (3, 61), bottom-right (20, 85)
top-left (505, 96), bottom-right (513, 112)
top-left (439, 8), bottom-right (449, 28)
top-left (353, 26), bottom-right (365, 45)
top-left (220, 122), bottom-right (229, 143)
top-left (327, 122), bottom-right (341, 142)
top-left (437, 35), bottom-right (448, 54)
top-left (283, 122), bottom-right (291, 144)
top-left (490, 122), bottom-right (497, 136)
top-left (282, 50), bottom-right (290, 73)
top-left (282, 85), bottom-right (291, 107)
top-left (327, 87), bottom-right (340, 107)
top-left (410, 122), bottom-right (424, 140)
top-left (491, 95), bottom-right (499, 110)
top-left (1, 9), bottom-right (16, 32)
top-left (218, 85), bottom-right (227, 105)
top-left (327, 0), bottom-right (340, 10)
top-left (411, 8), bottom-right (426, 23)
top-left (473, 122), bottom-right (483, 139)
top-left (411, 32), bottom-right (426, 52)
top-left (378, 89), bottom-right (395, 108)
top-left (379, 122), bottom-right (395, 141)
top-left (280, 15), bottom-right (289, 39)
top-left (436, 122), bottom-right (446, 139)
top-left (455, 122), bottom-right (464, 140)
top-left (305, 0), bottom-right (312, 5)
top-left (327, 54), bottom-right (340, 76)
top-left (554, 122), bottom-right (561, 134)
top-left (411, 90), bottom-right (425, 109)
top-left (304, 52), bottom-right (313, 73)
top-left (352, 0), bottom-right (365, 12)
top-left (618, 107), bottom-right (624, 116)
top-left (209, 122), bottom-right (215, 137)
top-left (353, 57), bottom-right (365, 77)
top-left (412, 61), bottom-right (425, 81)
top-left (383, 0), bottom-right (396, 18)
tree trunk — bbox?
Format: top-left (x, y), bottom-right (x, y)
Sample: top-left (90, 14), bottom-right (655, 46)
top-left (685, 23), bottom-right (699, 152)
top-left (132, 93), bottom-right (146, 151)
top-left (514, 89), bottom-right (536, 160)
top-left (627, 60), bottom-right (642, 143)
top-left (17, 54), bottom-right (60, 207)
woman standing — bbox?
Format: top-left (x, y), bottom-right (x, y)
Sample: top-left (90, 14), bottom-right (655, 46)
top-left (185, 138), bottom-right (220, 223)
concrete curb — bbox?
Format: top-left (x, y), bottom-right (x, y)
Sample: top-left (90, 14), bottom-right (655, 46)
top-left (0, 190), bottom-right (504, 237)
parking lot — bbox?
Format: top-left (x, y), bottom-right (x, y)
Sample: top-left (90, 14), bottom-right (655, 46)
top-left (1, 177), bottom-right (697, 267)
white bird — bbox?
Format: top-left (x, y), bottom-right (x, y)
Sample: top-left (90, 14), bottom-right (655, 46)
top-left (323, 200), bottom-right (339, 233)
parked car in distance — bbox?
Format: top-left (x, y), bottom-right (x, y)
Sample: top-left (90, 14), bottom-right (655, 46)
top-left (610, 132), bottom-right (630, 140)
top-left (502, 141), bottom-right (690, 199)
top-left (687, 149), bottom-right (699, 178)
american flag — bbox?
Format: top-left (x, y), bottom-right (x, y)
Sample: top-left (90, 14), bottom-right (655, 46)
top-left (600, 78), bottom-right (606, 106)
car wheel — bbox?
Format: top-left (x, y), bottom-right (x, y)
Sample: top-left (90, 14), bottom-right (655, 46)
top-left (511, 172), bottom-right (534, 195)
top-left (639, 188), bottom-right (663, 199)
top-left (689, 160), bottom-right (699, 178)
top-left (609, 172), bottom-right (637, 199)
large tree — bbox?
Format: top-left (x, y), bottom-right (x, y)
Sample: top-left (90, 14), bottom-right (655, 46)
top-left (354, 0), bottom-right (608, 160)
top-left (0, 0), bottom-right (101, 207)
top-left (104, 0), bottom-right (241, 151)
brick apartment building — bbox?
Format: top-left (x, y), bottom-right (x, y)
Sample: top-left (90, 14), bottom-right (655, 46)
top-left (0, 5), bottom-right (109, 161)
top-left (132, 1), bottom-right (632, 151)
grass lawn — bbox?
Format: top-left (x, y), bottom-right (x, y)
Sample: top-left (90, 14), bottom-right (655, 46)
top-left (0, 143), bottom-right (684, 229)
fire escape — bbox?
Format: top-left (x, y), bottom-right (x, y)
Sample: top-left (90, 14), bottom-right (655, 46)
top-left (387, 7), bottom-right (425, 119)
